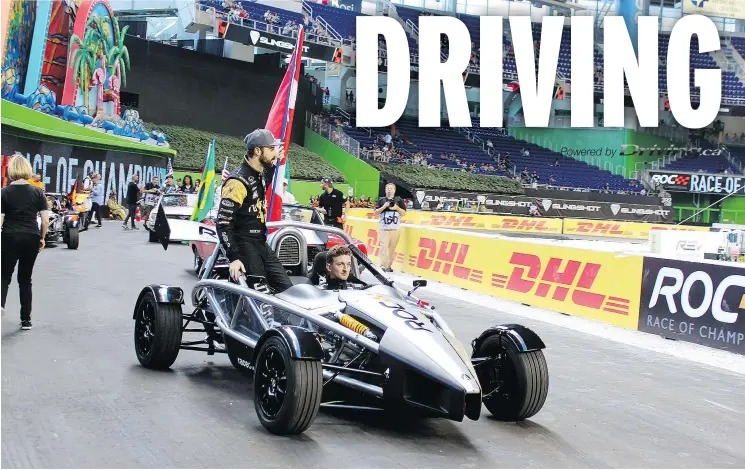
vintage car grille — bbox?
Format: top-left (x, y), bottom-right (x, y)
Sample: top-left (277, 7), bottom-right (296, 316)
top-left (307, 245), bottom-right (322, 263)
top-left (277, 236), bottom-right (301, 265)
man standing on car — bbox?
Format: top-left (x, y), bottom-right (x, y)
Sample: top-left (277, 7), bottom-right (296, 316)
top-left (373, 183), bottom-right (406, 272)
top-left (318, 177), bottom-right (349, 229)
top-left (216, 129), bottom-right (293, 293)
top-left (123, 174), bottom-right (140, 230)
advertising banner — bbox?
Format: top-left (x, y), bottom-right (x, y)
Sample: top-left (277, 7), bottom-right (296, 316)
top-left (219, 21), bottom-right (340, 61)
top-left (638, 257), bottom-right (745, 355)
top-left (349, 208), bottom-right (563, 234)
top-left (683, 0), bottom-right (745, 20)
top-left (648, 170), bottom-right (745, 195)
top-left (346, 216), bottom-right (643, 329)
top-left (1, 135), bottom-right (167, 203)
top-left (562, 218), bottom-right (708, 239)
top-left (412, 188), bottom-right (672, 222)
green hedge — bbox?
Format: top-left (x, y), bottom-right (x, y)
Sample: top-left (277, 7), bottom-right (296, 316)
top-left (370, 162), bottom-right (524, 194)
top-left (146, 123), bottom-right (345, 182)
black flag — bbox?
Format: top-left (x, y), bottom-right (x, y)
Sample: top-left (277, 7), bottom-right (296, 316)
top-left (153, 203), bottom-right (171, 250)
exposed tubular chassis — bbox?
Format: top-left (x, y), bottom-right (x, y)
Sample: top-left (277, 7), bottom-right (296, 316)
top-left (174, 222), bottom-right (392, 399)
top-left (134, 219), bottom-right (549, 434)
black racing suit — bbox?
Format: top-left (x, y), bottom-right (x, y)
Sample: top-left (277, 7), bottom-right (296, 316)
top-left (324, 276), bottom-right (365, 290)
top-left (216, 162), bottom-right (293, 293)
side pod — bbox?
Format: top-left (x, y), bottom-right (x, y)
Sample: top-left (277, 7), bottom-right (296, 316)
top-left (132, 285), bottom-right (185, 319)
top-left (251, 326), bottom-right (324, 367)
top-left (471, 324), bottom-right (545, 354)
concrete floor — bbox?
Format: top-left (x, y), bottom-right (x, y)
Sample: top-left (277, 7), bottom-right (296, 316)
top-left (2, 223), bottom-right (744, 468)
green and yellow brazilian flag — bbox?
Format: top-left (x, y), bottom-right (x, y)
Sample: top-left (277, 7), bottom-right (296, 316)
top-left (191, 138), bottom-right (217, 222)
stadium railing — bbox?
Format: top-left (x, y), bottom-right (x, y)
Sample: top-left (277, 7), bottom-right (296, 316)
top-left (195, 2), bottom-right (345, 48)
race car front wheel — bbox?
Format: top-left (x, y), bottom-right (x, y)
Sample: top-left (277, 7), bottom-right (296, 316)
top-left (134, 291), bottom-right (183, 370)
top-left (474, 334), bottom-right (548, 421)
top-left (66, 227), bottom-right (79, 250)
top-left (253, 336), bottom-right (322, 435)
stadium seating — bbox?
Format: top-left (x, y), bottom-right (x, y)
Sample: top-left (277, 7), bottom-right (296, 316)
top-left (342, 116), bottom-right (643, 193)
top-left (660, 140), bottom-right (741, 175)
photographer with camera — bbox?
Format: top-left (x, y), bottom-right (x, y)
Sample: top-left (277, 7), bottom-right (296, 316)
top-left (373, 183), bottom-right (406, 272)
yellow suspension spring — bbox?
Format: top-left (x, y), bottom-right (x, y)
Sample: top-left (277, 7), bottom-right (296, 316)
top-left (336, 313), bottom-right (376, 340)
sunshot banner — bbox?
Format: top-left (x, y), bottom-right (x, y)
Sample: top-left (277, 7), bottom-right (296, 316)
top-left (265, 24), bottom-right (304, 227)
top-left (191, 138), bottom-right (217, 222)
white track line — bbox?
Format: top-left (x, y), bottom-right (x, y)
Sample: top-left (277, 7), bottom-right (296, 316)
top-left (388, 270), bottom-right (745, 376)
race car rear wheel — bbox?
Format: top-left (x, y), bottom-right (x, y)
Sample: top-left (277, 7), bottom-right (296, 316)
top-left (253, 336), bottom-right (322, 435)
top-left (474, 334), bottom-right (548, 421)
top-left (134, 291), bottom-right (183, 370)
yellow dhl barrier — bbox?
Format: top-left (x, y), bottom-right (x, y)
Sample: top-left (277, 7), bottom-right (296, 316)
top-left (348, 208), bottom-right (563, 234)
top-left (349, 208), bottom-right (706, 240)
top-left (345, 217), bottom-right (643, 330)
top-left (562, 219), bottom-right (709, 239)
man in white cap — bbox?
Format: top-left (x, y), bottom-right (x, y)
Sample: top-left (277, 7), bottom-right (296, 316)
top-left (216, 129), bottom-right (293, 293)
top-left (281, 181), bottom-right (297, 204)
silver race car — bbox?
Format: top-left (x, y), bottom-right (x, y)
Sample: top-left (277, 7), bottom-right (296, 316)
top-left (132, 220), bottom-right (549, 435)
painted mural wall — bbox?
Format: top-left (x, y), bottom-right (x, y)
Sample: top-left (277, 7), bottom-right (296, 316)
top-left (2, 0), bottom-right (37, 98)
top-left (1, 0), bottom-right (169, 149)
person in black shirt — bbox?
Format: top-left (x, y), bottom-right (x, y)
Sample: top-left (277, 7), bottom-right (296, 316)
top-left (216, 129), bottom-right (293, 293)
top-left (318, 177), bottom-right (349, 229)
top-left (1, 156), bottom-right (49, 329)
top-left (122, 174), bottom-right (140, 230)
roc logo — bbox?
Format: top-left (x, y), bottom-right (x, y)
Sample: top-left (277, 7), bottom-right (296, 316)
top-left (409, 238), bottom-right (483, 283)
top-left (674, 175), bottom-right (691, 185)
top-left (492, 252), bottom-right (630, 315)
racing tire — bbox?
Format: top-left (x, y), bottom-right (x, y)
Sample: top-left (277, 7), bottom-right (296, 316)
top-left (148, 230), bottom-right (158, 243)
top-left (474, 334), bottom-right (548, 422)
top-left (253, 336), bottom-right (322, 435)
top-left (66, 227), bottom-right (79, 250)
top-left (193, 248), bottom-right (203, 275)
top-left (134, 291), bottom-right (183, 370)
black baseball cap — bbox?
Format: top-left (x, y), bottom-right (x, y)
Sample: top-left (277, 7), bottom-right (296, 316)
top-left (321, 177), bottom-right (333, 186)
top-left (244, 129), bottom-right (282, 151)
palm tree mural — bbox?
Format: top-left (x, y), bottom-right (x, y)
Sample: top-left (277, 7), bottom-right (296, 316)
top-left (108, 16), bottom-right (130, 87)
top-left (69, 28), bottom-right (99, 112)
top-left (69, 13), bottom-right (131, 116)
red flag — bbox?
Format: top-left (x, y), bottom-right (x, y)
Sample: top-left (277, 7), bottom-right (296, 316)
top-left (265, 26), bottom-right (304, 227)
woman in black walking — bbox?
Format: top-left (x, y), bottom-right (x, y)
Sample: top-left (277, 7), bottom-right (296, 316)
top-left (1, 156), bottom-right (49, 329)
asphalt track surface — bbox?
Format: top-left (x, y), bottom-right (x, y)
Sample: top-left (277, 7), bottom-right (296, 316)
top-left (2, 224), bottom-right (744, 468)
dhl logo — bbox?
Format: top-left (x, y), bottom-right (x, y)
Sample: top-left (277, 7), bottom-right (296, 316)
top-left (649, 226), bottom-right (700, 232)
top-left (491, 252), bottom-right (630, 315)
top-left (408, 238), bottom-right (483, 284)
top-left (493, 219), bottom-right (551, 231)
top-left (573, 222), bottom-right (627, 235)
top-left (419, 215), bottom-right (481, 228)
